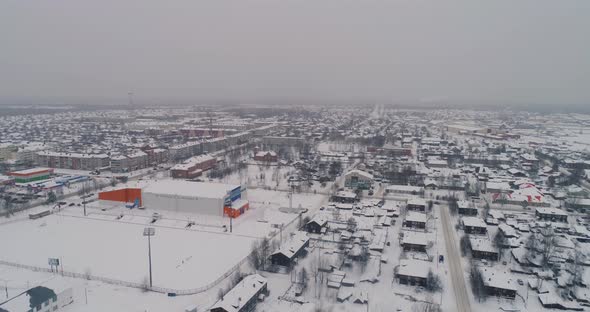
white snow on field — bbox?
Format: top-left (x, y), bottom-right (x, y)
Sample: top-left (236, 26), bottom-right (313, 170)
top-left (0, 209), bottom-right (255, 290)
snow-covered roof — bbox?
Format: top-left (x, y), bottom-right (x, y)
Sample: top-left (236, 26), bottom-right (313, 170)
top-left (8, 167), bottom-right (53, 176)
top-left (407, 198), bottom-right (426, 207)
top-left (462, 216), bottom-right (487, 228)
top-left (255, 151), bottom-right (277, 157)
top-left (345, 169), bottom-right (374, 180)
top-left (480, 267), bottom-right (517, 291)
top-left (396, 259), bottom-right (432, 278)
top-left (209, 274), bottom-right (267, 312)
top-left (469, 237), bottom-right (496, 253)
top-left (142, 180), bottom-right (239, 199)
top-left (405, 211), bottom-right (427, 223)
top-left (335, 191), bottom-right (357, 199)
top-left (171, 154), bottom-right (215, 170)
top-left (386, 185), bottom-right (424, 193)
top-left (271, 231), bottom-right (309, 260)
top-left (308, 214), bottom-right (329, 227)
top-left (402, 231), bottom-right (428, 246)
top-left (535, 207), bottom-right (568, 217)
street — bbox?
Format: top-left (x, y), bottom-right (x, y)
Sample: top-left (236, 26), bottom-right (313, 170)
top-left (440, 204), bottom-right (472, 312)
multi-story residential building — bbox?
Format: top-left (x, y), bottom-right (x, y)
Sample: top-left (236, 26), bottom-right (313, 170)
top-left (35, 151), bottom-right (110, 171)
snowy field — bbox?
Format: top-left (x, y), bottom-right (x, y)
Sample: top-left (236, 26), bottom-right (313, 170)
top-left (0, 185), bottom-right (327, 292)
top-left (0, 208), bottom-right (255, 290)
top-left (0, 265), bottom-right (221, 312)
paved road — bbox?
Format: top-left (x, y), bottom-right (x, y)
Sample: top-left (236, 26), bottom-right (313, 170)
top-left (440, 205), bottom-right (472, 312)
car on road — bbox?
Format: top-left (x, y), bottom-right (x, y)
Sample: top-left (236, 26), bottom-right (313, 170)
top-left (439, 255), bottom-right (444, 263)
top-left (517, 279), bottom-right (524, 285)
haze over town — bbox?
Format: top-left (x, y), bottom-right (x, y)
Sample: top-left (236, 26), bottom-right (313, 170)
top-left (1, 1), bottom-right (590, 312)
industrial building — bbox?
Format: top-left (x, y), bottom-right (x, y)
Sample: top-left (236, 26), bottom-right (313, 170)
top-left (98, 180), bottom-right (250, 218)
top-left (142, 180), bottom-right (249, 217)
top-left (8, 167), bottom-right (54, 183)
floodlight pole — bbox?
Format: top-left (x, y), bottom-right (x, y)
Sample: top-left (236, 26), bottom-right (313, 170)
top-left (143, 227), bottom-right (155, 288)
top-left (83, 181), bottom-right (87, 216)
top-left (148, 234), bottom-right (152, 287)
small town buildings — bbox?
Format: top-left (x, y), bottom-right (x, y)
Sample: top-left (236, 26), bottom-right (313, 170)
top-left (253, 151), bottom-right (278, 162)
top-left (305, 215), bottom-right (329, 234)
top-left (535, 207), bottom-right (568, 222)
top-left (270, 231), bottom-right (310, 266)
top-left (469, 238), bottom-right (499, 261)
top-left (344, 169), bottom-right (374, 189)
top-left (35, 151), bottom-right (110, 171)
top-left (461, 217), bottom-right (488, 235)
top-left (404, 211), bottom-right (427, 229)
top-left (110, 150), bottom-right (149, 173)
top-left (170, 154), bottom-right (216, 179)
top-left (0, 281), bottom-right (73, 312)
top-left (406, 198), bottom-right (427, 212)
top-left (209, 274), bottom-right (268, 312)
top-left (458, 200), bottom-right (478, 216)
top-left (8, 167), bottom-right (53, 183)
top-left (332, 191), bottom-right (358, 203)
top-left (498, 223), bottom-right (518, 238)
top-left (395, 259), bottom-right (433, 286)
top-left (401, 231), bottom-right (428, 252)
top-left (480, 267), bottom-right (517, 299)
top-left (385, 185), bottom-right (424, 195)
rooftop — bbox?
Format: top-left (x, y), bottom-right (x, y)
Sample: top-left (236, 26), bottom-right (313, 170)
top-left (142, 180), bottom-right (240, 199)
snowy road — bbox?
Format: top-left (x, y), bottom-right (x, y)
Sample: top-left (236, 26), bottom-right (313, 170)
top-left (440, 205), bottom-right (472, 312)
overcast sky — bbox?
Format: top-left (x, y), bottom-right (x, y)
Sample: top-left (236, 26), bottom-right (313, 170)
top-left (1, 0), bottom-right (589, 106)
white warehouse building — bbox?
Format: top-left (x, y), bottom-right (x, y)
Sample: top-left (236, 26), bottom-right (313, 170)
top-left (141, 180), bottom-right (249, 217)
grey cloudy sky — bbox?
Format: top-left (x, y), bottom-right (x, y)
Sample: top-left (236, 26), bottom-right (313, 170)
top-left (1, 0), bottom-right (589, 106)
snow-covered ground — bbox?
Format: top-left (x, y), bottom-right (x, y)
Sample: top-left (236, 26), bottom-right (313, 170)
top-left (0, 207), bottom-right (254, 290)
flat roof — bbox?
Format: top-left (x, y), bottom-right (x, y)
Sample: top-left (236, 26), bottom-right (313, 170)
top-left (462, 216), bottom-right (487, 228)
top-left (402, 231), bottom-right (428, 246)
top-left (397, 259), bottom-right (432, 279)
top-left (535, 207), bottom-right (568, 216)
top-left (9, 167), bottom-right (53, 176)
top-left (142, 180), bottom-right (240, 199)
top-left (405, 211), bottom-right (427, 223)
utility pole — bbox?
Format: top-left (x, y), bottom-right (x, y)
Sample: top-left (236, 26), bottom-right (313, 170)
top-left (229, 215), bottom-right (233, 233)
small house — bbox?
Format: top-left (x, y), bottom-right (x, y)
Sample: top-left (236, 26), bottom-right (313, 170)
top-left (395, 259), bottom-right (432, 287)
top-left (270, 231), bottom-right (310, 267)
top-left (210, 274), bottom-right (268, 312)
top-left (535, 207), bottom-right (568, 223)
top-left (404, 211), bottom-right (427, 229)
top-left (406, 198), bottom-right (427, 212)
top-left (461, 217), bottom-right (487, 235)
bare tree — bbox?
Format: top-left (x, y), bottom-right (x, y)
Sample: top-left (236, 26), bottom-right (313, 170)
top-left (470, 265), bottom-right (486, 302)
top-left (493, 231), bottom-right (506, 260)
top-left (460, 234), bottom-right (471, 257)
top-left (425, 270), bottom-right (442, 292)
top-left (249, 237), bottom-right (272, 270)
